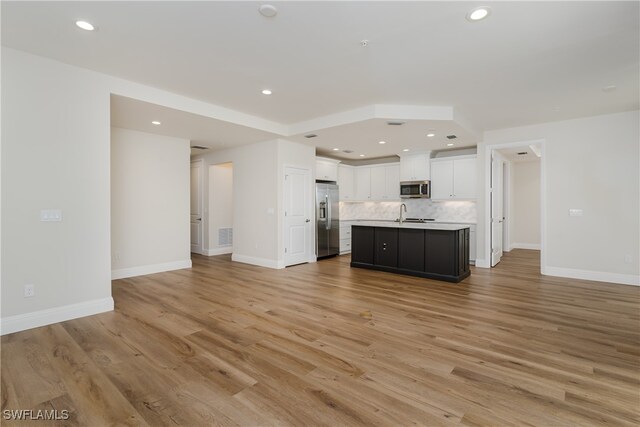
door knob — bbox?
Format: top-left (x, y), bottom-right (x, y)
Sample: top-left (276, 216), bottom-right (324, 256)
top-left (305, 219), bottom-right (310, 222)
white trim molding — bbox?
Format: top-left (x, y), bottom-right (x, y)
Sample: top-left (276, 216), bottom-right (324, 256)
top-left (0, 297), bottom-right (114, 336)
top-left (112, 259), bottom-right (192, 280)
top-left (232, 254), bottom-right (284, 269)
top-left (544, 266), bottom-right (640, 287)
top-left (511, 243), bottom-right (541, 250)
top-left (205, 247), bottom-right (233, 256)
top-left (474, 258), bottom-right (491, 268)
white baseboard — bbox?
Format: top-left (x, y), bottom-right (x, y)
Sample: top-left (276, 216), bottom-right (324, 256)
top-left (511, 243), bottom-right (541, 250)
top-left (112, 259), bottom-right (192, 280)
top-left (544, 266), bottom-right (639, 286)
top-left (205, 247), bottom-right (232, 256)
top-left (0, 297), bottom-right (114, 336)
top-left (474, 258), bottom-right (490, 268)
top-left (232, 254), bottom-right (283, 269)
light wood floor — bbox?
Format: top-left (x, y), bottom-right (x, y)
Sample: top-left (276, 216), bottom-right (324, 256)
top-left (2, 250), bottom-right (639, 426)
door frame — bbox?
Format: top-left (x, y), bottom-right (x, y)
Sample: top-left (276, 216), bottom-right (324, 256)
top-left (490, 151), bottom-right (507, 267)
top-left (190, 159), bottom-right (204, 255)
top-left (282, 164), bottom-right (314, 267)
top-left (483, 139), bottom-right (547, 274)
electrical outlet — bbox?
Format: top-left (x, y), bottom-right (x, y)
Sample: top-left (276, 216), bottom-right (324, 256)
top-left (624, 254), bottom-right (634, 264)
top-left (114, 251), bottom-right (121, 261)
top-left (24, 284), bottom-right (35, 298)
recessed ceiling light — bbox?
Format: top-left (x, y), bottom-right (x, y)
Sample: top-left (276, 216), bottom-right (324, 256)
top-left (378, 141), bottom-right (386, 144)
top-left (427, 133), bottom-right (435, 137)
top-left (261, 89), bottom-right (272, 95)
top-left (403, 149), bottom-right (410, 152)
top-left (332, 148), bottom-right (340, 151)
top-left (447, 143), bottom-right (454, 147)
top-left (359, 154), bottom-right (365, 157)
top-left (151, 121), bottom-right (161, 125)
top-left (602, 85), bottom-right (617, 92)
top-left (75, 20), bottom-right (95, 31)
top-left (258, 4), bottom-right (278, 18)
top-left (466, 6), bottom-right (491, 22)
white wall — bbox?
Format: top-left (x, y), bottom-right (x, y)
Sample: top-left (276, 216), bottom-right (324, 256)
top-left (111, 128), bottom-right (191, 278)
top-left (208, 163), bottom-right (233, 255)
top-left (1, 48), bottom-right (113, 333)
top-left (1, 48), bottom-right (290, 334)
top-left (510, 161), bottom-right (541, 249)
top-left (194, 140), bottom-right (279, 267)
top-left (193, 138), bottom-right (315, 268)
top-left (478, 110), bottom-right (639, 285)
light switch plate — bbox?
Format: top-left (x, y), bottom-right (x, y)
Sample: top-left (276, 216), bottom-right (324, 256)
top-left (568, 209), bottom-right (583, 217)
top-left (41, 209), bottom-right (63, 222)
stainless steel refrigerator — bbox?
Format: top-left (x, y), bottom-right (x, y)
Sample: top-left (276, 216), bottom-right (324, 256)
top-left (316, 182), bottom-right (340, 258)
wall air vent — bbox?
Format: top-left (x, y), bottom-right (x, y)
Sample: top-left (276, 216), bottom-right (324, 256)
top-left (304, 134), bottom-right (318, 138)
top-left (218, 228), bottom-right (233, 246)
top-left (342, 150), bottom-right (354, 153)
top-left (386, 121), bottom-right (406, 126)
top-left (191, 145), bottom-right (208, 150)
top-left (446, 135), bottom-right (457, 140)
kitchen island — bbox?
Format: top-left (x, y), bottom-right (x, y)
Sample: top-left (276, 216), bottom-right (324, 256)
top-left (351, 222), bottom-right (470, 283)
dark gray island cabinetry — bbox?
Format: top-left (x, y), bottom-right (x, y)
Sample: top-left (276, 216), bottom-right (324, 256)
top-left (351, 223), bottom-right (470, 283)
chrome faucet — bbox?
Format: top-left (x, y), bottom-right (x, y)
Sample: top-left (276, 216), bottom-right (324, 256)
top-left (399, 203), bottom-right (407, 224)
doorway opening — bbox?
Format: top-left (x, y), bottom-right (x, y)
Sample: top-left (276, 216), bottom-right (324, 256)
top-left (489, 141), bottom-right (544, 269)
top-left (207, 162), bottom-right (234, 256)
top-left (190, 159), bottom-right (204, 254)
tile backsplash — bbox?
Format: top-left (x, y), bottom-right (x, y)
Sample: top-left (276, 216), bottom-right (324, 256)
top-left (339, 200), bottom-right (476, 223)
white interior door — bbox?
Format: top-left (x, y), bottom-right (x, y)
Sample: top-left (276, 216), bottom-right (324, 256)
top-left (284, 166), bottom-right (311, 266)
top-left (491, 154), bottom-right (504, 266)
top-left (190, 161), bottom-right (203, 254)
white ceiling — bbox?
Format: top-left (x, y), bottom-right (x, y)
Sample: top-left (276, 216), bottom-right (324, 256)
top-left (497, 144), bottom-right (541, 163)
top-left (3, 1), bottom-right (638, 157)
top-left (299, 118), bottom-right (477, 160)
top-left (110, 95), bottom-right (279, 156)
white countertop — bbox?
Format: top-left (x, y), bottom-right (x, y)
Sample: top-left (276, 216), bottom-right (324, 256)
top-left (350, 221), bottom-right (470, 231)
top-left (341, 219), bottom-right (475, 225)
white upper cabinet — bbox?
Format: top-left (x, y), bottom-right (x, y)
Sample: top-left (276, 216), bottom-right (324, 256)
top-left (369, 164), bottom-right (400, 200)
top-left (338, 165), bottom-right (354, 201)
top-left (316, 158), bottom-right (339, 181)
top-left (339, 163), bottom-right (400, 201)
top-left (452, 157), bottom-right (476, 199)
top-left (430, 156), bottom-right (477, 200)
top-left (370, 166), bottom-right (386, 199)
top-left (400, 153), bottom-right (430, 181)
top-left (354, 167), bottom-right (372, 200)
top-left (430, 161), bottom-right (454, 199)
top-left (384, 164), bottom-right (400, 199)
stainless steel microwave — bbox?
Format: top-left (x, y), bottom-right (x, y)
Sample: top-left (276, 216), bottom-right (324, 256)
top-left (400, 180), bottom-right (431, 198)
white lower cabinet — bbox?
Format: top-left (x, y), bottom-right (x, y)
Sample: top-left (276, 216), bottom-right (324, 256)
top-left (339, 222), bottom-right (353, 254)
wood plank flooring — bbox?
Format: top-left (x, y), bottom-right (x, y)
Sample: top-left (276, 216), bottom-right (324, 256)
top-left (2, 250), bottom-right (639, 426)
